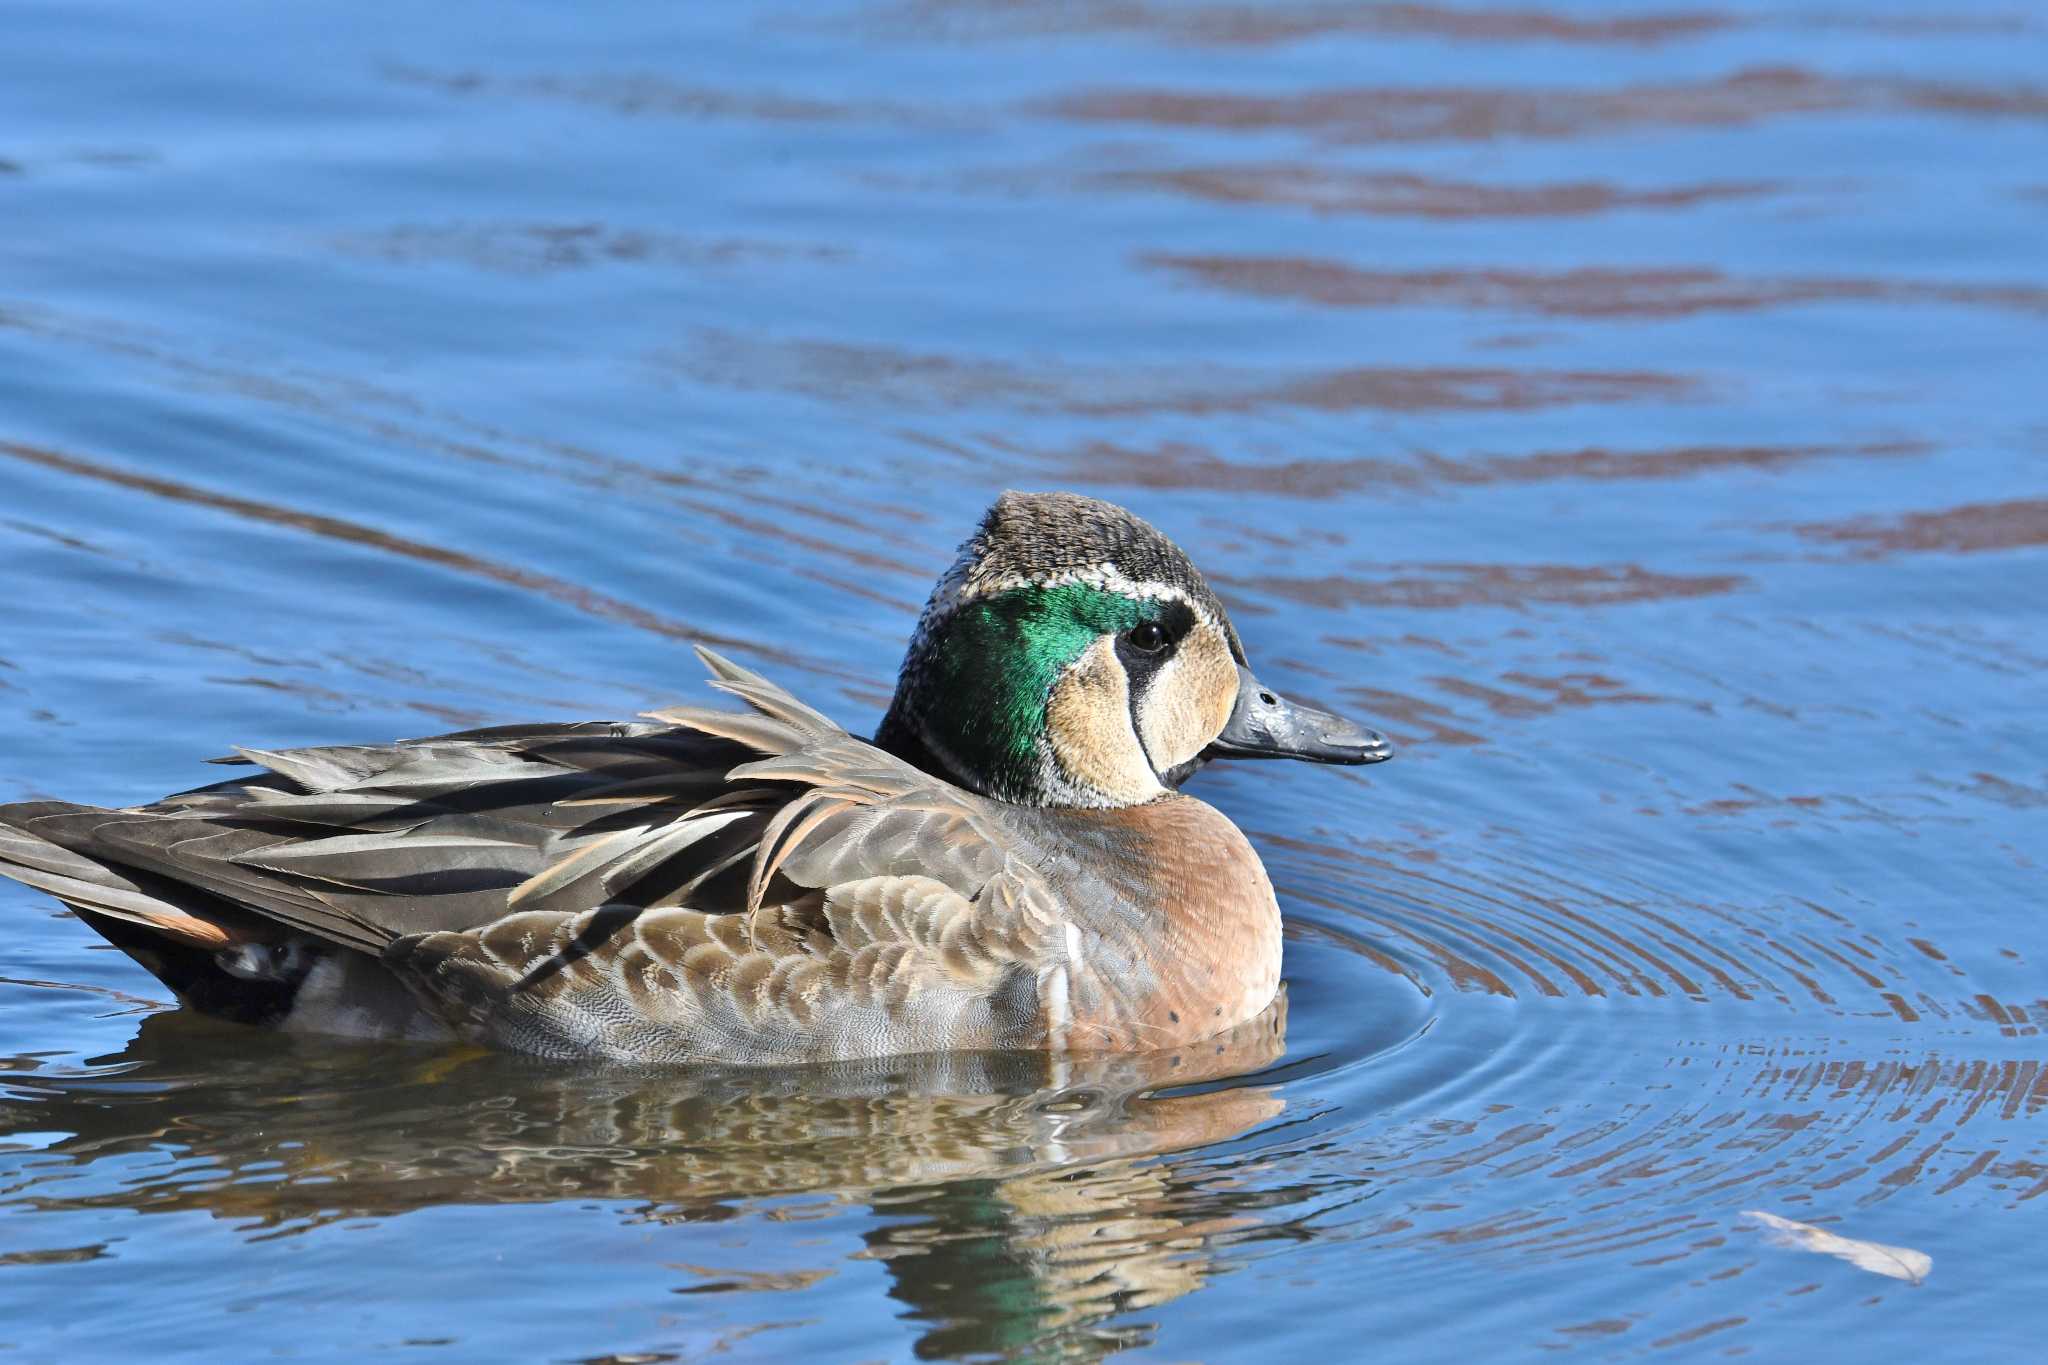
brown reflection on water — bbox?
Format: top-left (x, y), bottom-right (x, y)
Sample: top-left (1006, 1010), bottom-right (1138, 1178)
top-left (1430, 670), bottom-right (1685, 720)
top-left (377, 56), bottom-right (2048, 181)
top-left (673, 334), bottom-right (1698, 414)
top-left (869, 1), bottom-right (1734, 47)
top-left (1257, 643), bottom-right (1712, 755)
top-left (1732, 1050), bottom-right (2048, 1201)
top-left (1792, 497), bottom-right (2048, 557)
top-left (1216, 563), bottom-right (1747, 611)
top-left (1147, 255), bottom-right (2048, 319)
top-left (1939, 772), bottom-right (2048, 812)
top-left (1097, 164), bottom-right (1783, 219)
top-left (1004, 435), bottom-right (1927, 497)
top-left (1052, 67), bottom-right (2048, 145)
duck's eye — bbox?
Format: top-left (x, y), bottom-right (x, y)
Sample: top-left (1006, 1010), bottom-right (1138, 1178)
top-left (1125, 621), bottom-right (1170, 655)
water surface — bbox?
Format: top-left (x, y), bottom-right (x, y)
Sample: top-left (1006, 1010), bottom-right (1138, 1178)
top-left (2, 0), bottom-right (2044, 1359)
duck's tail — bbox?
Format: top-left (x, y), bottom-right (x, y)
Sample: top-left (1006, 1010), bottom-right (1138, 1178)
top-left (0, 803), bottom-right (309, 1024)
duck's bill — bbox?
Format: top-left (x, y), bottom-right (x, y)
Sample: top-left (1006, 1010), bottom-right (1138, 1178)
top-left (1204, 665), bottom-right (1392, 766)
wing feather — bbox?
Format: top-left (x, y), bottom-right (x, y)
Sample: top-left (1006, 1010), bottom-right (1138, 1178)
top-left (3, 649), bottom-right (1068, 1063)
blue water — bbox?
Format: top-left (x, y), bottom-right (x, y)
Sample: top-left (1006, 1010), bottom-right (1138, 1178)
top-left (2, 0), bottom-right (2045, 1359)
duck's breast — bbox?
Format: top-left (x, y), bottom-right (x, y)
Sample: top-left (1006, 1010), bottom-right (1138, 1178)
top-left (1025, 795), bottom-right (1283, 1050)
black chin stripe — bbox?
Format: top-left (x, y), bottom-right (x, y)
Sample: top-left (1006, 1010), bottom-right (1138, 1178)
top-left (1126, 664), bottom-right (1162, 781)
top-left (1115, 600), bottom-right (1199, 782)
top-left (1121, 645), bottom-right (1175, 783)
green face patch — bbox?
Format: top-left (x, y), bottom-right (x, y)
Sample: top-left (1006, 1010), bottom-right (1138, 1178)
top-left (926, 583), bottom-right (1156, 797)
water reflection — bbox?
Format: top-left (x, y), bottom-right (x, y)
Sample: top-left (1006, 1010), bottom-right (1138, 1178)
top-left (1143, 255), bottom-right (2048, 319)
top-left (1089, 164), bottom-right (1784, 219)
top-left (667, 333), bottom-right (1699, 415)
top-left (1, 998), bottom-right (1290, 1354)
top-left (867, 0), bottom-right (1736, 47)
top-left (1050, 67), bottom-right (2048, 144)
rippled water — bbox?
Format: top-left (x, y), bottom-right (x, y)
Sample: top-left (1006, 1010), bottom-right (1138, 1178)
top-left (3, 0), bottom-right (2044, 1359)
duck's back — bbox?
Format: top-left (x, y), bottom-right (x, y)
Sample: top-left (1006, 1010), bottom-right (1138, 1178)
top-left (0, 716), bottom-right (769, 1046)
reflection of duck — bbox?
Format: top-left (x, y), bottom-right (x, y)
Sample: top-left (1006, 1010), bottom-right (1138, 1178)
top-left (869, 1160), bottom-right (1250, 1360)
top-left (0, 493), bottom-right (1387, 1062)
top-left (0, 993), bottom-right (1285, 1216)
top-left (0, 994), bottom-right (1288, 1354)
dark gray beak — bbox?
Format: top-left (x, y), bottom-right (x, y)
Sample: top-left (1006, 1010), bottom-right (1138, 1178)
top-left (1204, 664), bottom-right (1392, 766)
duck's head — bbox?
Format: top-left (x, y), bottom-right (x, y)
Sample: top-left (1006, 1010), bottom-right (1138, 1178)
top-left (876, 491), bottom-right (1390, 809)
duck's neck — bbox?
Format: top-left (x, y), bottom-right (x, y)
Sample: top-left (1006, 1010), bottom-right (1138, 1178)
top-left (875, 684), bottom-right (1072, 805)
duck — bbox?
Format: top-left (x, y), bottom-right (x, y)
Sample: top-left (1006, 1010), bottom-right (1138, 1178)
top-left (0, 491), bottom-right (1389, 1063)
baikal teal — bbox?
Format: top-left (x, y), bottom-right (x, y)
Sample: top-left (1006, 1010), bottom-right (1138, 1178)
top-left (0, 492), bottom-right (1390, 1065)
